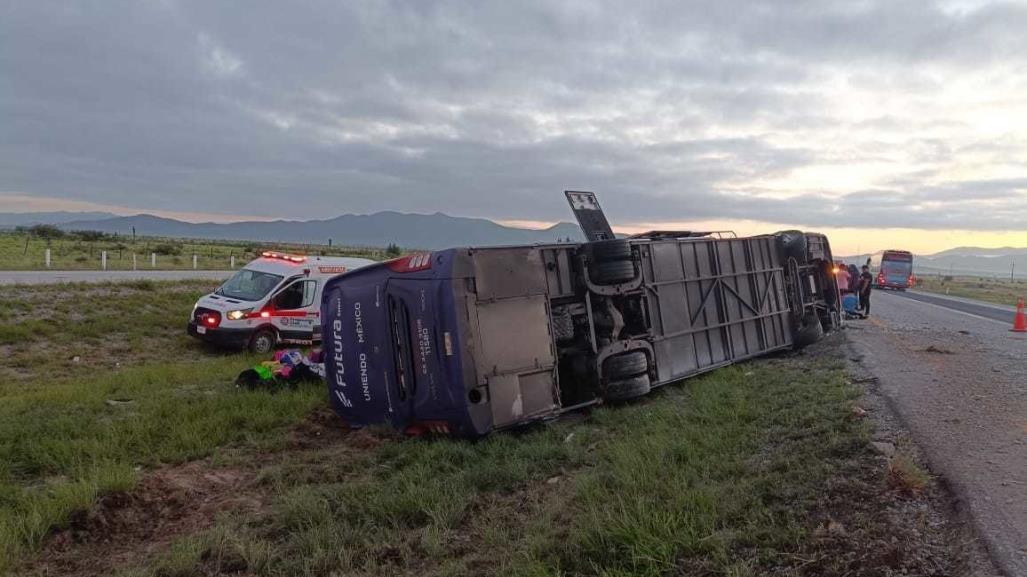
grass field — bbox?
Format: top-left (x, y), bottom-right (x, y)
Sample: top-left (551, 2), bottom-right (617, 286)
top-left (916, 275), bottom-right (1027, 307)
top-left (0, 280), bottom-right (222, 382)
top-left (1, 281), bottom-right (961, 576)
top-left (117, 358), bottom-right (871, 577)
top-left (0, 231), bottom-right (388, 271)
top-left (0, 280), bottom-right (328, 571)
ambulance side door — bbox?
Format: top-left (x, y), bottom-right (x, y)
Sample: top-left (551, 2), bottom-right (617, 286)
top-left (270, 278), bottom-right (319, 341)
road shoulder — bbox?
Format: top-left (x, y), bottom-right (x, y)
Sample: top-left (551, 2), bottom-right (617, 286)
top-left (846, 304), bottom-right (1026, 576)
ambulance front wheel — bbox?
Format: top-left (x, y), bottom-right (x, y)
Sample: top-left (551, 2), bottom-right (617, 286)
top-left (249, 328), bottom-right (277, 354)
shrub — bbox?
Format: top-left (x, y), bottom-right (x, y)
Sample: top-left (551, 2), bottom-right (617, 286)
top-left (124, 279), bottom-right (156, 291)
top-left (153, 243), bottom-right (182, 256)
top-left (887, 454), bottom-right (929, 496)
top-left (28, 224), bottom-right (65, 239)
top-left (385, 243), bottom-right (402, 257)
top-left (73, 230), bottom-right (109, 242)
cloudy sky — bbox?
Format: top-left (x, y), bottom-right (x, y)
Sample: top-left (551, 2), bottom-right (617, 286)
top-left (3, 0), bottom-right (1027, 253)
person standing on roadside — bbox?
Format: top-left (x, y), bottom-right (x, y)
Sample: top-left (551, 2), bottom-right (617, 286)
top-left (858, 265), bottom-right (873, 317)
top-left (836, 262), bottom-right (851, 293)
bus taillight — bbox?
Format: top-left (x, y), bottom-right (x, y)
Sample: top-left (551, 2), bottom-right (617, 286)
top-left (386, 252), bottom-right (433, 273)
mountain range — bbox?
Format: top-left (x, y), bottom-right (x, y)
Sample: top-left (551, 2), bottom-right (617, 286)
top-left (4, 211), bottom-right (1025, 277)
top-left (0, 211), bottom-right (118, 227)
top-left (2, 211), bottom-right (585, 249)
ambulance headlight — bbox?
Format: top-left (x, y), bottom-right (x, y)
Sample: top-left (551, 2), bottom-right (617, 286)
top-left (225, 308), bottom-right (252, 320)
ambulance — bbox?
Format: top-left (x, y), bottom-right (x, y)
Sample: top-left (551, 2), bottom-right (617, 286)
top-left (188, 251), bottom-right (376, 353)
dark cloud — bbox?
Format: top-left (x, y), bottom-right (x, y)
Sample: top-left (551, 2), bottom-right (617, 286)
top-left (3, 0), bottom-right (1027, 229)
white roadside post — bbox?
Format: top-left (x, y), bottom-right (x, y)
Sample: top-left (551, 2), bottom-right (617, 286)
top-left (193, 254), bottom-right (198, 269)
top-left (230, 255), bottom-right (235, 269)
top-left (101, 250), bottom-right (108, 271)
top-left (151, 252), bottom-right (156, 268)
top-left (45, 248), bottom-right (51, 268)
top-left (133, 253), bottom-right (137, 270)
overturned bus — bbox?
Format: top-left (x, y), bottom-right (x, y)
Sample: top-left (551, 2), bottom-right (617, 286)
top-left (322, 192), bottom-right (840, 437)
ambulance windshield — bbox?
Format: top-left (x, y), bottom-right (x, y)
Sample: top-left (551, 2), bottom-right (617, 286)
top-left (217, 269), bottom-right (284, 301)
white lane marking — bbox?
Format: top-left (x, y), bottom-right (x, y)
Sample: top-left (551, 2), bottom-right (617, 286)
top-left (885, 293), bottom-right (1009, 326)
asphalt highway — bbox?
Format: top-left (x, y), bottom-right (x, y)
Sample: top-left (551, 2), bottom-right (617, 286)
top-left (0, 270), bottom-right (234, 285)
top-left (847, 290), bottom-right (1027, 575)
top-left (885, 288), bottom-right (1018, 325)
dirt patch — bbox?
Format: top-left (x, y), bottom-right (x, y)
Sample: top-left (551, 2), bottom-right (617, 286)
top-left (24, 411), bottom-right (383, 577)
top-left (793, 447), bottom-right (971, 575)
top-left (31, 462), bottom-right (260, 577)
top-left (288, 406), bottom-right (357, 449)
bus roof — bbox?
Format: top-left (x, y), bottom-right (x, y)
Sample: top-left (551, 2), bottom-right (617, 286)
top-left (881, 250), bottom-right (913, 261)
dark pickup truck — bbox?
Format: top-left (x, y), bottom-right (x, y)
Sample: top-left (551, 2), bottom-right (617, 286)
top-left (322, 191), bottom-right (840, 437)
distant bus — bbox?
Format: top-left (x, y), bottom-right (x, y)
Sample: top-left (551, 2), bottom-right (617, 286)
top-left (869, 250), bottom-right (914, 290)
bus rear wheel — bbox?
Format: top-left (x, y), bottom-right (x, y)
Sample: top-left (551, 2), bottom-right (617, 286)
top-left (793, 313), bottom-right (823, 349)
top-left (604, 374), bottom-right (651, 402)
top-left (604, 350), bottom-right (649, 378)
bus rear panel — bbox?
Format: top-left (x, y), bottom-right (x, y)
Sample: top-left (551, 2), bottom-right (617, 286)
top-left (872, 250), bottom-right (914, 289)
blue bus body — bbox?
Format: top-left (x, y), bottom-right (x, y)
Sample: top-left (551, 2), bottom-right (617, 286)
top-left (871, 250), bottom-right (914, 290)
top-left (322, 232), bottom-right (840, 438)
top-left (321, 249), bottom-right (491, 437)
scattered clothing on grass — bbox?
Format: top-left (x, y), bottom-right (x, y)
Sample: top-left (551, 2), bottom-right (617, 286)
top-left (235, 348), bottom-right (324, 391)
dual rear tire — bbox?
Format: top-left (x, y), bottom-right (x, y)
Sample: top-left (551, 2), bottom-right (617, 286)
top-left (793, 313), bottom-right (824, 349)
top-left (603, 350), bottom-right (651, 401)
top-left (589, 239), bottom-right (637, 285)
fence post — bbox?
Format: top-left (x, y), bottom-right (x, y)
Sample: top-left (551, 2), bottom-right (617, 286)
top-left (151, 253), bottom-right (156, 268)
top-left (45, 248), bottom-right (51, 268)
top-left (193, 254), bottom-right (198, 269)
top-left (101, 251), bottom-right (108, 271)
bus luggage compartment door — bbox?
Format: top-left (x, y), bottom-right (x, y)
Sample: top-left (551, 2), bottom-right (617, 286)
top-left (472, 295), bottom-right (559, 428)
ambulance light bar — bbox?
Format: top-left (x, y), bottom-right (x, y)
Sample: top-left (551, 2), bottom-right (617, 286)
top-left (261, 251), bottom-right (307, 263)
